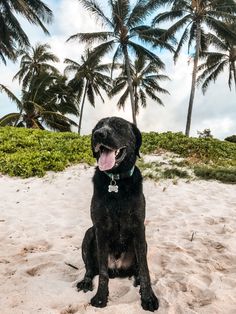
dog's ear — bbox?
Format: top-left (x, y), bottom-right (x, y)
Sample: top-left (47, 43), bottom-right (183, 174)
top-left (92, 146), bottom-right (96, 158)
top-left (131, 123), bottom-right (142, 158)
top-left (91, 127), bottom-right (97, 158)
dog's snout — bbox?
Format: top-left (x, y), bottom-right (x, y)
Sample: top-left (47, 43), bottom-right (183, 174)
top-left (93, 128), bottom-right (108, 141)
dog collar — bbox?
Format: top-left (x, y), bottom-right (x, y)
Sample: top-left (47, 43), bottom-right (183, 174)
top-left (104, 166), bottom-right (135, 180)
top-left (104, 166), bottom-right (135, 193)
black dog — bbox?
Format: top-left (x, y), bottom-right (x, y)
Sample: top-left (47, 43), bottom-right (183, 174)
top-left (77, 117), bottom-right (159, 312)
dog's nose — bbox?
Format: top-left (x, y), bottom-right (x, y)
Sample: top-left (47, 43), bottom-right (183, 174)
top-left (93, 128), bottom-right (108, 141)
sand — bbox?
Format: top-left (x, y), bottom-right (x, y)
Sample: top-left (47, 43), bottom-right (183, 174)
top-left (1, 164), bottom-right (236, 314)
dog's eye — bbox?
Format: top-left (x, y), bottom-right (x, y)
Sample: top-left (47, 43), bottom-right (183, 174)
top-left (113, 121), bottom-right (124, 131)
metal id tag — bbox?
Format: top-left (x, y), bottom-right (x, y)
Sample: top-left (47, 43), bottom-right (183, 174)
top-left (108, 179), bottom-right (118, 193)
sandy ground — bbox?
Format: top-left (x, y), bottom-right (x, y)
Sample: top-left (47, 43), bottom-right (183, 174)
top-left (1, 164), bottom-right (236, 314)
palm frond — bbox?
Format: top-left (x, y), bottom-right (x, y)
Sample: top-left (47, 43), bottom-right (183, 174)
top-left (163, 14), bottom-right (192, 38)
top-left (206, 33), bottom-right (228, 51)
top-left (109, 80), bottom-right (127, 97)
top-left (0, 84), bottom-right (22, 109)
top-left (201, 60), bottom-right (228, 94)
top-left (0, 112), bottom-right (22, 126)
top-left (174, 26), bottom-right (189, 62)
top-left (113, 0), bottom-right (130, 26)
top-left (117, 87), bottom-right (129, 109)
top-left (139, 88), bottom-right (147, 108)
top-left (152, 10), bottom-right (185, 25)
top-left (127, 0), bottom-right (150, 28)
top-left (111, 45), bottom-right (123, 77)
top-left (41, 111), bottom-right (78, 126)
top-left (67, 31), bottom-right (114, 44)
top-left (206, 19), bottom-right (236, 43)
top-left (78, 0), bottom-right (113, 28)
top-left (128, 41), bottom-right (165, 69)
top-left (87, 83), bottom-right (95, 106)
top-left (145, 88), bottom-right (164, 106)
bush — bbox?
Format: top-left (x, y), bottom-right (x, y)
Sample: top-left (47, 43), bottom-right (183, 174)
top-left (141, 131), bottom-right (236, 164)
top-left (0, 127), bottom-right (94, 177)
top-left (225, 135), bottom-right (236, 143)
top-left (141, 132), bottom-right (236, 184)
top-left (194, 166), bottom-right (236, 184)
top-left (163, 168), bottom-right (189, 179)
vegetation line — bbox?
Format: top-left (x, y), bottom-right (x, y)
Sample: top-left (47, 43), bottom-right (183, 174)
top-left (0, 127), bottom-right (235, 184)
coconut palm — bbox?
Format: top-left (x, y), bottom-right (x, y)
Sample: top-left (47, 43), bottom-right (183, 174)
top-left (150, 0), bottom-right (236, 136)
top-left (0, 0), bottom-right (53, 64)
top-left (110, 56), bottom-right (170, 115)
top-left (67, 0), bottom-right (174, 125)
top-left (197, 26), bottom-right (236, 93)
top-left (13, 43), bottom-right (60, 89)
top-left (0, 72), bottom-right (79, 131)
top-left (64, 49), bottom-right (113, 134)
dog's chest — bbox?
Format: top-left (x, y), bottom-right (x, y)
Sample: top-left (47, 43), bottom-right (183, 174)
top-left (108, 204), bottom-right (132, 231)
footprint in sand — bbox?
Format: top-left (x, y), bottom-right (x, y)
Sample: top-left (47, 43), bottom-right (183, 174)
top-left (60, 304), bottom-right (79, 314)
top-left (201, 239), bottom-right (226, 253)
top-left (167, 280), bottom-right (188, 293)
top-left (20, 240), bottom-right (51, 256)
top-left (192, 287), bottom-right (216, 307)
top-left (25, 262), bottom-right (56, 277)
top-left (205, 216), bottom-right (227, 225)
top-left (160, 254), bottom-right (169, 270)
top-left (110, 285), bottom-right (131, 301)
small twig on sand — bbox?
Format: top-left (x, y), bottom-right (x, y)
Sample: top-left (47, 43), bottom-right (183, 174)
top-left (190, 232), bottom-right (195, 242)
top-left (65, 262), bottom-right (79, 270)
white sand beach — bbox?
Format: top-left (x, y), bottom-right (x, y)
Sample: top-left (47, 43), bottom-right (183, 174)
top-left (1, 164), bottom-right (236, 314)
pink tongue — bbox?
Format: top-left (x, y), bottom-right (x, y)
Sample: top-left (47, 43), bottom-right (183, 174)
top-left (98, 150), bottom-right (116, 171)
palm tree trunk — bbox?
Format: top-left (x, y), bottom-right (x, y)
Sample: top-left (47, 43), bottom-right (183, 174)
top-left (233, 61), bottom-right (236, 92)
top-left (134, 85), bottom-right (138, 115)
top-left (123, 45), bottom-right (137, 125)
top-left (78, 80), bottom-right (88, 134)
top-left (185, 21), bottom-right (201, 137)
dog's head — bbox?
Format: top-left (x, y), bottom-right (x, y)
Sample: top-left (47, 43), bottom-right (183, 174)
top-left (91, 117), bottom-right (142, 172)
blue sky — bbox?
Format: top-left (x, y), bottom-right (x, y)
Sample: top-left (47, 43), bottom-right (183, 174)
top-left (0, 0), bottom-right (235, 139)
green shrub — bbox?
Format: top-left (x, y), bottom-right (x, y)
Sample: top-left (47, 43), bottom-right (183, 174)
top-left (163, 168), bottom-right (189, 179)
top-left (194, 166), bottom-right (236, 184)
top-left (141, 131), bottom-right (236, 164)
top-left (141, 132), bottom-right (236, 184)
top-left (225, 135), bottom-right (236, 144)
top-left (0, 127), bottom-right (94, 178)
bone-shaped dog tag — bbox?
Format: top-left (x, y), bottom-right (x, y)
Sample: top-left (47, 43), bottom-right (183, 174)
top-left (108, 179), bottom-right (118, 193)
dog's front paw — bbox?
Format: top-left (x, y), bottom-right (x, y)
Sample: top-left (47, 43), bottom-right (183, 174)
top-left (77, 279), bottom-right (93, 292)
top-left (141, 291), bottom-right (159, 312)
top-left (90, 293), bottom-right (108, 308)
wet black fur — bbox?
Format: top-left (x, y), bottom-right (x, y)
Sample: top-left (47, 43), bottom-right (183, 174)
top-left (77, 117), bottom-right (159, 312)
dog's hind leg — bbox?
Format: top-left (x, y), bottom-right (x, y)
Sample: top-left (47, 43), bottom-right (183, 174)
top-left (77, 227), bottom-right (98, 292)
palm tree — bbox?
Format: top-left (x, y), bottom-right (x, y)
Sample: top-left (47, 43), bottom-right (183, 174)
top-left (150, 0), bottom-right (236, 136)
top-left (0, 72), bottom-right (79, 131)
top-left (0, 0), bottom-right (53, 64)
top-left (197, 26), bottom-right (236, 93)
top-left (64, 49), bottom-right (113, 134)
top-left (67, 0), bottom-right (174, 125)
top-left (13, 43), bottom-right (60, 89)
top-left (110, 56), bottom-right (170, 115)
